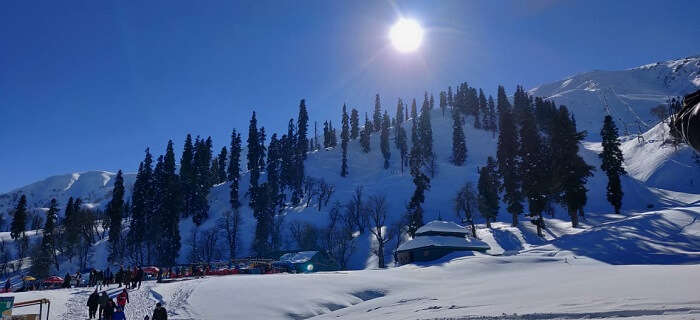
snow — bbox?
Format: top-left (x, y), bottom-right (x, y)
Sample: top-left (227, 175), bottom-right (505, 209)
top-left (0, 55), bottom-right (698, 319)
top-left (415, 220), bottom-right (470, 236)
top-left (529, 55), bottom-right (700, 141)
top-left (280, 251), bottom-right (318, 264)
top-left (2, 245), bottom-right (699, 319)
top-left (396, 235), bottom-right (489, 252)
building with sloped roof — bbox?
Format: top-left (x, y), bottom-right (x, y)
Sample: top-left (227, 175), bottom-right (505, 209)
top-left (396, 221), bottom-right (490, 265)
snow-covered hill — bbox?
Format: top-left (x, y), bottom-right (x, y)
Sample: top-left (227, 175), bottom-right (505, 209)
top-left (0, 55), bottom-right (699, 271)
top-left (529, 55), bottom-right (700, 140)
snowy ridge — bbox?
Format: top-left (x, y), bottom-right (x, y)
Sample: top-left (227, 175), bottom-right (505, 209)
top-left (529, 55), bottom-right (700, 140)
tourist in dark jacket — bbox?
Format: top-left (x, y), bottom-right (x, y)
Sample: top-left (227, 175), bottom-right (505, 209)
top-left (152, 303), bottom-right (167, 320)
top-left (86, 289), bottom-right (99, 319)
top-left (104, 299), bottom-right (116, 320)
top-left (98, 291), bottom-right (109, 319)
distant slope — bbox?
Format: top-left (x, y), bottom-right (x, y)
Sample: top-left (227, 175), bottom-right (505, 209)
top-left (0, 171), bottom-right (136, 218)
top-left (529, 55), bottom-right (700, 140)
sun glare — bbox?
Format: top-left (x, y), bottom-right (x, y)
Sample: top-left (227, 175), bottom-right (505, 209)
top-left (389, 18), bottom-right (423, 53)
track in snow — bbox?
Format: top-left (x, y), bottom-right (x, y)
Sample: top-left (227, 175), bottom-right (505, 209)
top-left (60, 281), bottom-right (197, 320)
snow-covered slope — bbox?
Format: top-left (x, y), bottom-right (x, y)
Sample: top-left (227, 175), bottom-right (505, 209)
top-left (529, 55), bottom-right (700, 140)
top-left (0, 171), bottom-right (136, 219)
top-left (4, 245), bottom-right (700, 319)
top-left (0, 55), bottom-right (698, 271)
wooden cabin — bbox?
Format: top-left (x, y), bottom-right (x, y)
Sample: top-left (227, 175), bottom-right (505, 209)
top-left (396, 220), bottom-right (490, 265)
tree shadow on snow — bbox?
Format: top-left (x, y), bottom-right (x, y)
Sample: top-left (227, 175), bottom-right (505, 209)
top-left (491, 228), bottom-right (523, 254)
top-left (551, 209), bottom-right (700, 265)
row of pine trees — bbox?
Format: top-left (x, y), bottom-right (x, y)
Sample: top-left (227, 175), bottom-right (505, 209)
top-left (8, 83), bottom-right (627, 274)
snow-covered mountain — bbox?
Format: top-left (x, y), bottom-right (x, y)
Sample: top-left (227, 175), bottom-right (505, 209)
top-left (529, 55), bottom-right (700, 140)
top-left (1, 55), bottom-right (699, 271)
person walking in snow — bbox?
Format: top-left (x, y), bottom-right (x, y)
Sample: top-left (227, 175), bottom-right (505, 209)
top-left (151, 303), bottom-right (167, 320)
top-left (116, 267), bottom-right (124, 287)
top-left (4, 279), bottom-right (10, 293)
top-left (98, 291), bottom-right (109, 319)
top-left (117, 288), bottom-right (129, 309)
top-left (136, 267), bottom-right (144, 289)
top-left (87, 289), bottom-right (99, 319)
top-left (104, 299), bottom-right (116, 320)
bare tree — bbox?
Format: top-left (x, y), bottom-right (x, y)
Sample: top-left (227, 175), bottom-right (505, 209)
top-left (199, 227), bottom-right (221, 263)
top-left (188, 227), bottom-right (201, 263)
top-left (0, 239), bottom-right (11, 277)
top-left (322, 202), bottom-right (357, 269)
top-left (289, 221), bottom-right (319, 250)
top-left (303, 177), bottom-right (319, 207)
top-left (455, 183), bottom-right (478, 238)
top-left (345, 186), bottom-right (368, 233)
top-left (15, 234), bottom-right (29, 270)
top-left (317, 179), bottom-right (336, 211)
top-left (218, 210), bottom-right (242, 259)
top-left (367, 194), bottom-right (390, 268)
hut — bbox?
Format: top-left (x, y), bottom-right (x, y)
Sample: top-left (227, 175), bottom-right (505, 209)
top-left (396, 220), bottom-right (490, 265)
top-left (278, 251), bottom-right (339, 273)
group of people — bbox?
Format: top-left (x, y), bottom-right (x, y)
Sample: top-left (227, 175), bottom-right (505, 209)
top-left (86, 287), bottom-right (167, 320)
top-left (85, 266), bottom-right (146, 290)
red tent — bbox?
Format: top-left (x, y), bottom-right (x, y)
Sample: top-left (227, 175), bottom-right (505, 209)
top-left (143, 266), bottom-right (159, 275)
top-left (43, 276), bottom-right (63, 284)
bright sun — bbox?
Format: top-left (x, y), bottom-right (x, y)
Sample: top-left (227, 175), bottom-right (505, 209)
top-left (389, 19), bottom-right (423, 53)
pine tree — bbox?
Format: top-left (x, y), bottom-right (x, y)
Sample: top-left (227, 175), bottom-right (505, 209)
top-left (512, 85), bottom-right (531, 125)
top-left (128, 148), bottom-right (153, 263)
top-left (10, 195), bottom-right (27, 239)
top-left (216, 147), bottom-right (228, 184)
top-left (496, 85), bottom-right (523, 226)
top-left (410, 98), bottom-right (418, 121)
top-left (419, 93), bottom-right (434, 175)
top-left (107, 170), bottom-right (125, 262)
top-left (429, 93), bottom-right (435, 110)
top-left (551, 107), bottom-right (594, 227)
top-left (479, 89), bottom-right (488, 129)
top-left (44, 198), bottom-right (59, 268)
top-left (281, 119), bottom-right (297, 191)
top-left (360, 113), bottom-right (371, 153)
top-left (297, 99), bottom-right (309, 159)
top-left (406, 145), bottom-right (429, 238)
top-left (439, 91), bottom-right (447, 118)
top-left (323, 121), bottom-right (330, 148)
top-left (487, 95), bottom-right (498, 135)
top-left (267, 133), bottom-right (282, 209)
top-left (477, 157), bottom-right (500, 228)
top-left (395, 98), bottom-right (405, 127)
top-left (519, 106), bottom-right (549, 236)
top-left (228, 129), bottom-right (242, 211)
top-left (397, 126), bottom-right (408, 173)
top-left (600, 115), bottom-right (626, 214)
top-left (248, 112), bottom-right (262, 208)
top-left (350, 108), bottom-right (360, 139)
top-left (451, 107), bottom-right (467, 166)
top-left (62, 197), bottom-right (78, 262)
top-left (373, 94), bottom-right (382, 132)
top-left (447, 86), bottom-right (454, 109)
top-left (155, 141), bottom-right (183, 266)
top-left (341, 104), bottom-right (350, 176)
top-left (192, 137), bottom-right (213, 225)
top-left (180, 134), bottom-right (195, 218)
top-left (380, 110), bottom-right (391, 169)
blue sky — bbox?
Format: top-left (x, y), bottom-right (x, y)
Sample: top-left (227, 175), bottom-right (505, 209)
top-left (1, 0), bottom-right (699, 193)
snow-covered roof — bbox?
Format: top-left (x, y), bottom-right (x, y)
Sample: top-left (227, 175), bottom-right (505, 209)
top-left (396, 235), bottom-right (490, 252)
top-left (415, 220), bottom-right (470, 236)
top-left (279, 251), bottom-right (318, 264)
